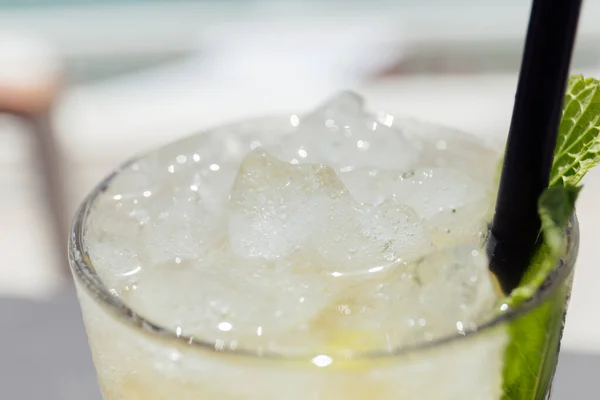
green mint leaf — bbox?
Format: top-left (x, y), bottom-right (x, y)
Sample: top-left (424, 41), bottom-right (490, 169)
top-left (550, 75), bottom-right (600, 187)
top-left (499, 75), bottom-right (598, 399)
top-left (503, 185), bottom-right (580, 307)
top-left (501, 185), bottom-right (579, 400)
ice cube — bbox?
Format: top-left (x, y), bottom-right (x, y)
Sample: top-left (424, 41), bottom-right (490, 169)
top-left (424, 199), bottom-right (492, 248)
top-left (229, 149), bottom-right (432, 270)
top-left (338, 167), bottom-right (408, 206)
top-left (313, 200), bottom-right (432, 271)
top-left (228, 149), bottom-right (348, 259)
top-left (339, 167), bottom-right (486, 220)
top-left (124, 244), bottom-right (337, 352)
top-left (390, 167), bottom-right (492, 220)
top-left (87, 182), bottom-right (147, 288)
top-left (88, 242), bottom-right (143, 291)
top-left (276, 92), bottom-right (420, 172)
top-left (401, 117), bottom-right (502, 184)
top-left (325, 244), bottom-right (498, 348)
top-left (414, 246), bottom-right (498, 333)
top-left (140, 188), bottom-right (224, 265)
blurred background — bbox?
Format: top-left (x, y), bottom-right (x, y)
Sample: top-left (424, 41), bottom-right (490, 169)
top-left (2, 0), bottom-right (600, 398)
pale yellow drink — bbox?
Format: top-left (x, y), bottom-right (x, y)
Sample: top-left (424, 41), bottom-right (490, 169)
top-left (69, 93), bottom-right (575, 399)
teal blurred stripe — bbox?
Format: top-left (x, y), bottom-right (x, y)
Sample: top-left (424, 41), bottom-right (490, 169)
top-left (0, 0), bottom-right (238, 8)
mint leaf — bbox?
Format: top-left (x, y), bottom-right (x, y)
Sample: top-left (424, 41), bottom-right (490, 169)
top-left (550, 75), bottom-right (600, 187)
top-left (537, 186), bottom-right (581, 251)
top-left (502, 294), bottom-right (569, 400)
top-left (499, 74), bottom-right (600, 400)
top-left (501, 185), bottom-right (579, 400)
top-left (503, 185), bottom-right (580, 307)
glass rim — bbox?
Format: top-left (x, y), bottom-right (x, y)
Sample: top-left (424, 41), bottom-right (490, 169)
top-left (68, 119), bottom-right (580, 362)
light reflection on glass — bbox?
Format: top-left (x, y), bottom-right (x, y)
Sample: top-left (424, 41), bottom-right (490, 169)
top-left (456, 321), bottom-right (467, 335)
top-left (121, 266), bottom-right (141, 276)
top-left (384, 114), bottom-right (394, 126)
top-left (379, 113), bottom-right (394, 127)
top-left (357, 140), bottom-right (371, 151)
top-left (170, 350), bottom-right (181, 361)
top-left (218, 321), bottom-right (233, 332)
top-left (311, 354), bottom-right (333, 368)
top-left (290, 114), bottom-right (300, 127)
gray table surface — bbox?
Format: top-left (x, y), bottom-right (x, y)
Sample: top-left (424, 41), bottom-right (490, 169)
top-left (0, 287), bottom-right (595, 400)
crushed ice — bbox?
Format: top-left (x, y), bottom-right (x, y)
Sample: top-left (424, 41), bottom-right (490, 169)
top-left (86, 92), bottom-right (501, 353)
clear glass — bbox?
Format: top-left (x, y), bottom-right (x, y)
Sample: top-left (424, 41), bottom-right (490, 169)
top-left (69, 117), bottom-right (579, 400)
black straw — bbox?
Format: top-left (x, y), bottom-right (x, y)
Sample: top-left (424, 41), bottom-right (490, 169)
top-left (488, 0), bottom-right (582, 293)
